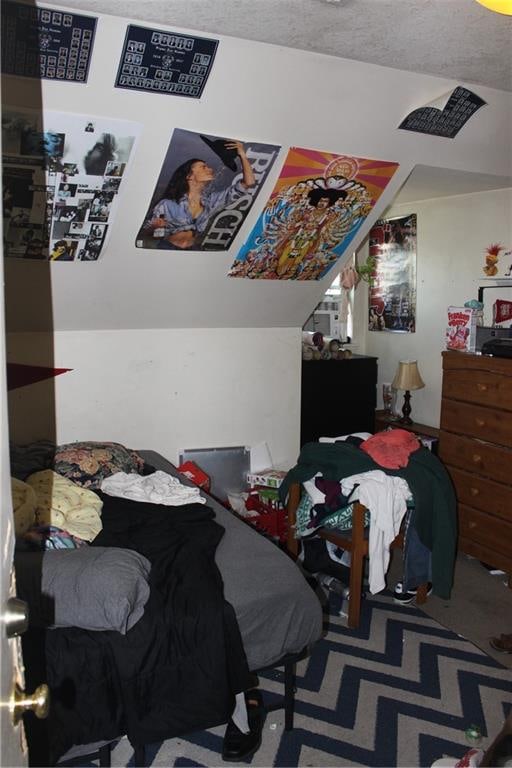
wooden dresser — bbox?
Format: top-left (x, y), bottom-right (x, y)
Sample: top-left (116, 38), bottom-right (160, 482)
top-left (438, 351), bottom-right (512, 576)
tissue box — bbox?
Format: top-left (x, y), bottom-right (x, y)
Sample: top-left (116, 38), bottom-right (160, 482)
top-left (246, 469), bottom-right (287, 488)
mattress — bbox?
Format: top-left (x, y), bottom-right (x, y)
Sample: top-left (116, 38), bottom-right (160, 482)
top-left (139, 450), bottom-right (323, 671)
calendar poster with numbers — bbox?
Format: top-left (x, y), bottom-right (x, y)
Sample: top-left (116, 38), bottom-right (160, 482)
top-left (398, 86), bottom-right (486, 139)
top-left (115, 24), bottom-right (218, 98)
top-left (2, 108), bottom-right (141, 261)
top-left (1, 0), bottom-right (96, 83)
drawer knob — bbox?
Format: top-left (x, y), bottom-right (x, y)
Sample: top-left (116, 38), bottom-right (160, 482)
top-left (468, 521), bottom-right (477, 529)
top-left (475, 418), bottom-right (486, 427)
top-left (472, 454), bottom-right (482, 463)
top-left (476, 383), bottom-right (488, 392)
top-left (469, 487), bottom-right (479, 496)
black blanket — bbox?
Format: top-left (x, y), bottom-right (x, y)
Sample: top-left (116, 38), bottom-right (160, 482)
top-left (22, 495), bottom-right (252, 764)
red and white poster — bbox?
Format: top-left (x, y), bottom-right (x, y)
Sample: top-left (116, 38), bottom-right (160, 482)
top-left (368, 214), bottom-right (417, 333)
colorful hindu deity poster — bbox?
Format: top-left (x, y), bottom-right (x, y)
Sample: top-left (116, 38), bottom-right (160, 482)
top-left (228, 147), bottom-right (399, 280)
top-left (368, 213), bottom-right (417, 333)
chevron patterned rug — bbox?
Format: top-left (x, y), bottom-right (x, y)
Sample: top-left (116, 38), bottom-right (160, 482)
top-left (94, 591), bottom-right (511, 768)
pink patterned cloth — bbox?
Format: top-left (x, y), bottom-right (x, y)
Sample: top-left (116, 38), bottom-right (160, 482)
top-left (361, 429), bottom-right (420, 469)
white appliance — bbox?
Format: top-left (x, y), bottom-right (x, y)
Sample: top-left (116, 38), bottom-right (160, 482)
top-left (303, 301), bottom-right (340, 337)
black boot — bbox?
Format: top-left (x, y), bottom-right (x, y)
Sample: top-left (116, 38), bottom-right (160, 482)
top-left (222, 689), bottom-right (265, 762)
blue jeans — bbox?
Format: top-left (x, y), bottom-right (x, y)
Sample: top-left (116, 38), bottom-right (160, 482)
top-left (403, 507), bottom-right (431, 591)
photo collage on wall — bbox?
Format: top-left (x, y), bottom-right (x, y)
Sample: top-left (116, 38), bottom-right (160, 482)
top-left (2, 108), bottom-right (140, 261)
top-left (368, 213), bottom-right (417, 333)
top-left (136, 128), bottom-right (280, 252)
top-left (228, 148), bottom-right (400, 280)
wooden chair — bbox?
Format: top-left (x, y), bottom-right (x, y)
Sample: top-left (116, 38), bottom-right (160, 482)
top-left (286, 482), bottom-right (428, 629)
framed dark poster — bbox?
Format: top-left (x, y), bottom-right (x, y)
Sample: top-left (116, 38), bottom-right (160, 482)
top-left (115, 24), bottom-right (218, 98)
top-left (368, 214), bottom-right (417, 333)
top-left (1, 1), bottom-right (96, 83)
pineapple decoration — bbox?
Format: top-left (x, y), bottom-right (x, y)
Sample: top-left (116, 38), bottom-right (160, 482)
top-left (483, 243), bottom-right (505, 276)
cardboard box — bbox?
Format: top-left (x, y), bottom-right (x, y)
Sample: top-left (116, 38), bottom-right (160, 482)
top-left (446, 306), bottom-right (482, 352)
top-left (177, 461), bottom-right (211, 492)
top-left (246, 469), bottom-right (287, 489)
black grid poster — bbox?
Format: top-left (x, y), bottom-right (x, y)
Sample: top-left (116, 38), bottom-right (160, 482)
top-left (1, 1), bottom-right (96, 83)
top-left (398, 87), bottom-right (486, 139)
top-left (115, 24), bottom-right (218, 98)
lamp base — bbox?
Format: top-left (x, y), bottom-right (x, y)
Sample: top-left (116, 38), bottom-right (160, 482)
top-left (399, 390), bottom-right (413, 425)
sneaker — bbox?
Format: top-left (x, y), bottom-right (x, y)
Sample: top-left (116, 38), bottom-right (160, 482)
top-left (393, 581), bottom-right (432, 604)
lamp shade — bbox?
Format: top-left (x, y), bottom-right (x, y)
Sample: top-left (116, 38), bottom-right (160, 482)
top-left (392, 360), bottom-right (425, 391)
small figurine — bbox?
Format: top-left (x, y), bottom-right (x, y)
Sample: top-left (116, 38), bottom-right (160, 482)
top-left (483, 243), bottom-right (505, 276)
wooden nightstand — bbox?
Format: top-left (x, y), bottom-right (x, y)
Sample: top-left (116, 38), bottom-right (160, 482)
top-left (374, 410), bottom-right (440, 453)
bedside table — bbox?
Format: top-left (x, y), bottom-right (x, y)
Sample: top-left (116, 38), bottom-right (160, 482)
top-left (374, 410), bottom-right (440, 453)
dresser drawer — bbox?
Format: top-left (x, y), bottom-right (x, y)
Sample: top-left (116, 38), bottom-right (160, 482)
top-left (442, 368), bottom-right (512, 411)
top-left (459, 537), bottom-right (512, 574)
top-left (447, 465), bottom-right (512, 522)
top-left (440, 399), bottom-right (512, 448)
top-left (459, 504), bottom-right (512, 560)
top-left (438, 430), bottom-right (512, 484)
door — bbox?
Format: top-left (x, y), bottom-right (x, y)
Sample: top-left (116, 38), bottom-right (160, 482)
top-left (0, 218), bottom-right (27, 765)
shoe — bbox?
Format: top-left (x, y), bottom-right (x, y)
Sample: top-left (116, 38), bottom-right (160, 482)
top-left (393, 581), bottom-right (432, 605)
top-left (489, 633), bottom-right (512, 654)
top-left (222, 689), bottom-right (265, 762)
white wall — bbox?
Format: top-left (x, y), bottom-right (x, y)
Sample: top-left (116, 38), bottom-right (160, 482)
top-left (9, 190), bottom-right (510, 463)
top-left (3, 6), bottom-right (512, 466)
top-left (7, 327), bottom-right (302, 468)
top-left (3, 3), bottom-right (512, 333)
top-left (359, 187), bottom-right (512, 427)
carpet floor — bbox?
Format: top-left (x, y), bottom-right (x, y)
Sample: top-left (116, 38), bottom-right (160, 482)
top-left (97, 589), bottom-right (512, 768)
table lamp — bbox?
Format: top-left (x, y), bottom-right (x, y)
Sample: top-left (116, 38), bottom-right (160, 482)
top-left (392, 360), bottom-right (425, 425)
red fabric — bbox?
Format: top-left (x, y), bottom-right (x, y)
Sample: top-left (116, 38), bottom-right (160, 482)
top-left (361, 428), bottom-right (420, 469)
top-left (455, 748), bottom-right (484, 767)
top-left (6, 363), bottom-right (72, 390)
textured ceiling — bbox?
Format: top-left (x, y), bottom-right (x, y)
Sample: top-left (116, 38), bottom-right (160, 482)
top-left (43, 0), bottom-right (512, 201)
top-left (56, 0), bottom-right (512, 91)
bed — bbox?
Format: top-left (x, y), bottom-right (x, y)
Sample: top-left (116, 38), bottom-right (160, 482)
top-left (13, 444), bottom-right (323, 767)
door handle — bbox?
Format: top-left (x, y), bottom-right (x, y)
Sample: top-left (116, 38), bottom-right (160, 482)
top-left (3, 598), bottom-right (29, 639)
top-left (9, 683), bottom-right (50, 725)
